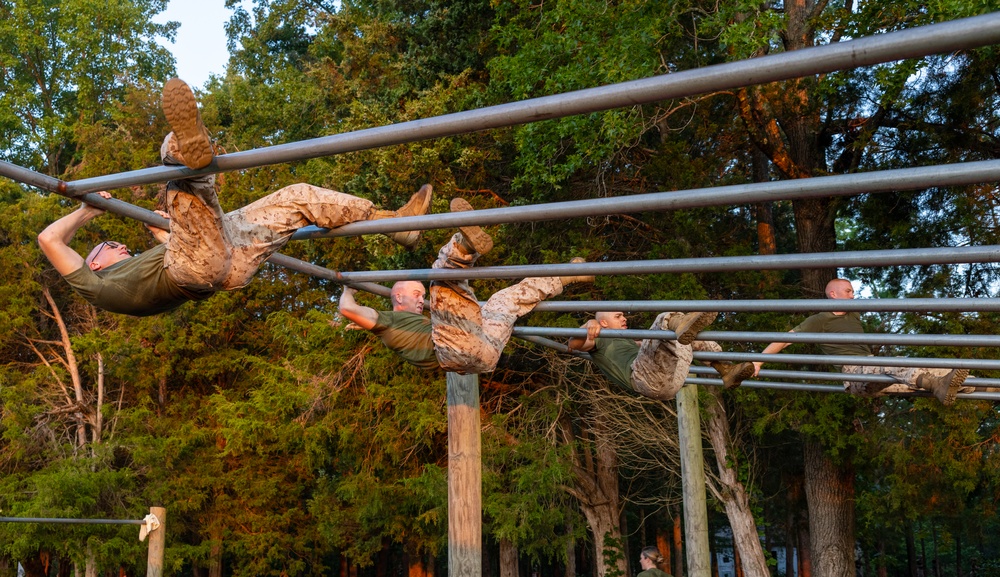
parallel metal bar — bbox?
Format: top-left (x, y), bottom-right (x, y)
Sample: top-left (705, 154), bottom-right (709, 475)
top-left (510, 327), bottom-right (1000, 347)
top-left (293, 160), bottom-right (1000, 240)
top-left (683, 378), bottom-right (1000, 401)
top-left (0, 160), bottom-right (64, 191)
top-left (529, 298), bottom-right (1000, 313)
top-left (687, 366), bottom-right (1000, 387)
top-left (40, 12), bottom-right (1000, 195)
top-left (332, 244), bottom-right (1000, 283)
top-left (691, 351), bottom-right (1000, 370)
top-left (0, 517), bottom-right (145, 525)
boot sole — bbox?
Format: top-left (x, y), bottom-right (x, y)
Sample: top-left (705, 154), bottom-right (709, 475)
top-left (162, 78), bottom-right (213, 169)
top-left (451, 198), bottom-right (493, 255)
top-left (675, 312), bottom-right (718, 345)
top-left (724, 362), bottom-right (755, 389)
top-left (940, 369), bottom-right (969, 405)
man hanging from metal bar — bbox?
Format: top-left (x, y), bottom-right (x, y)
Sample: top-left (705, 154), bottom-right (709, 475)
top-left (338, 198), bottom-right (593, 373)
top-left (565, 311), bottom-right (755, 400)
top-left (752, 278), bottom-right (970, 405)
top-left (37, 78), bottom-right (432, 317)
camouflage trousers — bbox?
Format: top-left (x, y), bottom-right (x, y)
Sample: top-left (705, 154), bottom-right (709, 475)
top-left (430, 233), bottom-right (564, 374)
top-left (160, 134), bottom-right (374, 291)
top-left (842, 362), bottom-right (930, 396)
top-left (630, 311), bottom-right (724, 401)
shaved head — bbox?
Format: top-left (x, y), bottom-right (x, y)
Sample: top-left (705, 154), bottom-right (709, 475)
top-left (825, 278), bottom-right (855, 300)
top-left (390, 280), bottom-right (426, 314)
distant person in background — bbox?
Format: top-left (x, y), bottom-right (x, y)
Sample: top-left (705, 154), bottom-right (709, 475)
top-left (637, 546), bottom-right (672, 577)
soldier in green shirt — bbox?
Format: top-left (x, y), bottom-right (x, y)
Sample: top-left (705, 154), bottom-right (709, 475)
top-left (38, 78), bottom-right (431, 316)
top-left (637, 546), bottom-right (672, 577)
top-left (753, 278), bottom-right (969, 405)
top-left (339, 199), bottom-right (592, 373)
top-left (567, 310), bottom-right (755, 400)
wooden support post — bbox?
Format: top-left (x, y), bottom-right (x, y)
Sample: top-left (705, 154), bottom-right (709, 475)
top-left (677, 386), bottom-right (711, 577)
top-left (147, 506), bottom-right (166, 577)
top-left (447, 372), bottom-right (482, 577)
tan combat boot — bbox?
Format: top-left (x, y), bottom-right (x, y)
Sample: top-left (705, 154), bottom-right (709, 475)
top-left (449, 197), bottom-right (493, 255)
top-left (710, 361), bottom-right (755, 389)
top-left (916, 368), bottom-right (969, 405)
top-left (559, 257), bottom-right (595, 286)
top-left (162, 78), bottom-right (215, 169)
top-left (666, 311), bottom-right (718, 345)
top-left (371, 184), bottom-right (433, 248)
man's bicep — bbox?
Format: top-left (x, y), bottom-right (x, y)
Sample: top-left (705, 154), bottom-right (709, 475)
top-left (39, 241), bottom-right (85, 276)
top-left (340, 304), bottom-right (379, 330)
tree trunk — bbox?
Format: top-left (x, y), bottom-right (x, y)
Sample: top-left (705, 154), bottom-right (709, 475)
top-left (500, 538), bottom-right (519, 577)
top-left (877, 538), bottom-right (887, 577)
top-left (802, 440), bottom-right (855, 577)
top-left (906, 522), bottom-right (917, 577)
top-left (209, 524), bottom-right (223, 577)
top-left (674, 514), bottom-right (684, 577)
top-left (956, 534), bottom-right (962, 577)
top-left (658, 523), bottom-right (672, 572)
top-left (564, 531), bottom-right (576, 577)
top-left (703, 389), bottom-right (770, 577)
top-left (799, 519), bottom-right (812, 577)
top-left (620, 508), bottom-right (631, 576)
top-left (564, 418), bottom-right (626, 577)
top-left (85, 545), bottom-right (96, 577)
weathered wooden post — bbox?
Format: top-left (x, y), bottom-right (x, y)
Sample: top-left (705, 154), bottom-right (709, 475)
top-left (147, 506), bottom-right (166, 577)
top-left (447, 372), bottom-right (482, 577)
top-left (676, 386), bottom-right (710, 577)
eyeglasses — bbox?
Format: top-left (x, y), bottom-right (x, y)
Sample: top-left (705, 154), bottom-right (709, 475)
top-left (90, 241), bottom-right (123, 264)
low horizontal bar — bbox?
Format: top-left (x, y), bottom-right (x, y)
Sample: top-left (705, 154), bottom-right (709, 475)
top-left (692, 352), bottom-right (1000, 370)
top-left (528, 298), bottom-right (1000, 313)
top-left (294, 160), bottom-right (1000, 239)
top-left (49, 13), bottom-right (1000, 195)
top-left (510, 327), bottom-right (1000, 347)
top-left (687, 366), bottom-right (1000, 388)
top-left (0, 517), bottom-right (145, 525)
top-left (333, 244), bottom-right (1000, 283)
top-left (683, 378), bottom-right (1000, 401)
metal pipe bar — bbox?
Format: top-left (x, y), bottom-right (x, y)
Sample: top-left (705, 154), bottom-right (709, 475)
top-left (691, 352), bottom-right (1000, 370)
top-left (528, 298), bottom-right (1000, 313)
top-left (332, 244), bottom-right (1000, 283)
top-left (37, 13), bottom-right (1000, 195)
top-left (683, 378), bottom-right (1000, 401)
top-left (510, 327), bottom-right (1000, 347)
top-left (292, 159), bottom-right (1000, 240)
top-left (687, 366), bottom-right (1000, 387)
top-left (0, 517), bottom-right (145, 525)
top-left (0, 160), bottom-right (64, 191)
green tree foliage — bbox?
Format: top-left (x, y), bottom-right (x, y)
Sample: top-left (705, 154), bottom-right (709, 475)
top-left (0, 0), bottom-right (174, 173)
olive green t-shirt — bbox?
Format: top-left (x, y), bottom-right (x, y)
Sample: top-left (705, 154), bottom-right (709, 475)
top-left (590, 337), bottom-right (640, 392)
top-left (792, 311), bottom-right (872, 357)
top-left (62, 244), bottom-right (213, 317)
top-left (371, 310), bottom-right (438, 370)
top-left (637, 569), bottom-right (673, 577)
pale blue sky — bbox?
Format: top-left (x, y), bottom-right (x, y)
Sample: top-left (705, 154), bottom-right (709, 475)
top-left (153, 0), bottom-right (243, 89)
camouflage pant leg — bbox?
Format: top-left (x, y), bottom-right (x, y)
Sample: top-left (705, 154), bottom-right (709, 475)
top-left (842, 363), bottom-right (920, 396)
top-left (160, 134), bottom-right (230, 290)
top-left (430, 234), bottom-right (489, 373)
top-left (476, 276), bottom-right (565, 370)
top-left (220, 183), bottom-right (374, 289)
top-left (629, 312), bottom-right (694, 401)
